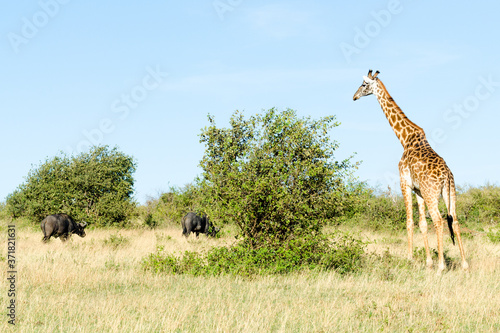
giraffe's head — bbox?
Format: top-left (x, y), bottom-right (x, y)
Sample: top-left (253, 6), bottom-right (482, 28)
top-left (353, 69), bottom-right (380, 101)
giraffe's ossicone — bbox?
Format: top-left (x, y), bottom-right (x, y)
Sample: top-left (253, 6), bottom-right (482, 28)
top-left (353, 70), bottom-right (468, 274)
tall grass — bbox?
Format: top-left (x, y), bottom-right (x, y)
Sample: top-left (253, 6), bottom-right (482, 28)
top-left (1, 222), bottom-right (499, 332)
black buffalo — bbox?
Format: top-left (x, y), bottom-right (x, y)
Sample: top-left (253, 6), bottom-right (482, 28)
top-left (181, 212), bottom-right (219, 238)
top-left (41, 213), bottom-right (87, 242)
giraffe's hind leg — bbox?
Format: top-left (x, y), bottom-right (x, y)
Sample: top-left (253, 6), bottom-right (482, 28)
top-left (416, 194), bottom-right (433, 268)
top-left (450, 217), bottom-right (469, 270)
top-left (426, 198), bottom-right (446, 274)
top-left (452, 218), bottom-right (469, 270)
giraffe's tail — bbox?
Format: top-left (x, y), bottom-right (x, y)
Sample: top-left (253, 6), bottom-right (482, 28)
top-left (446, 177), bottom-right (456, 246)
top-left (446, 214), bottom-right (455, 245)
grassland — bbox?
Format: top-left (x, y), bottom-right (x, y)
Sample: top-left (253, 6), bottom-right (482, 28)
top-left (1, 221), bottom-right (500, 332)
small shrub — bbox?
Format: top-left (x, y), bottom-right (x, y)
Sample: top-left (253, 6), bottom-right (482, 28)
top-left (413, 246), bottom-right (454, 268)
top-left (333, 184), bottom-right (408, 231)
top-left (104, 258), bottom-right (121, 271)
top-left (379, 237), bottom-right (404, 245)
top-left (141, 246), bottom-right (180, 274)
top-left (487, 228), bottom-right (500, 243)
top-left (144, 213), bottom-right (158, 229)
top-left (139, 184), bottom-right (201, 227)
top-left (320, 232), bottom-right (366, 274)
top-left (103, 233), bottom-right (129, 249)
top-left (141, 232), bottom-right (367, 276)
top-left (370, 249), bottom-right (413, 281)
top-left (413, 246), bottom-right (438, 263)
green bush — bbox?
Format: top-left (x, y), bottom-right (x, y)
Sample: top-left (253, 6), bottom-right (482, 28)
top-left (140, 184), bottom-right (202, 227)
top-left (487, 228), bottom-right (500, 243)
top-left (0, 202), bottom-right (9, 220)
top-left (198, 108), bottom-right (357, 244)
top-left (143, 213), bottom-right (158, 229)
top-left (102, 233), bottom-right (129, 249)
top-left (456, 184), bottom-right (500, 225)
top-left (6, 145), bottom-right (137, 226)
top-left (332, 183), bottom-right (408, 231)
top-left (141, 232), bottom-right (366, 276)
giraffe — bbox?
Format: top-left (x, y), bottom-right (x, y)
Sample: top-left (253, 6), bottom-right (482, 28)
top-left (353, 70), bottom-right (468, 273)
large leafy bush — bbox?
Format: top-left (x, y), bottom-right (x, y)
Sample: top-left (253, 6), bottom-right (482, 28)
top-left (6, 145), bottom-right (136, 226)
top-left (198, 108), bottom-right (357, 244)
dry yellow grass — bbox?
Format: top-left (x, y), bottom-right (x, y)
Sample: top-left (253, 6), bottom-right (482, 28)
top-left (1, 222), bottom-right (500, 332)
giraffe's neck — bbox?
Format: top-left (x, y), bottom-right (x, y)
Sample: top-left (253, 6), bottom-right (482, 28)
top-left (374, 80), bottom-right (425, 148)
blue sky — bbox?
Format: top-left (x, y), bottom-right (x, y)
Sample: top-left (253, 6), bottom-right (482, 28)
top-left (2, 1), bottom-right (500, 204)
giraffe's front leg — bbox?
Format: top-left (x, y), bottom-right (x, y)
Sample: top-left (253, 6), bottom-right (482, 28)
top-left (416, 194), bottom-right (432, 268)
top-left (400, 178), bottom-right (414, 261)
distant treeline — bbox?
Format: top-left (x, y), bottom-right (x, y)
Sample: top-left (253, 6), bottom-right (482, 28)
top-left (139, 181), bottom-right (500, 231)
